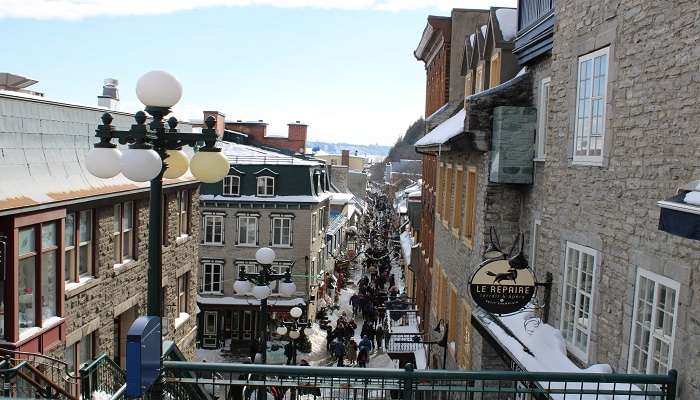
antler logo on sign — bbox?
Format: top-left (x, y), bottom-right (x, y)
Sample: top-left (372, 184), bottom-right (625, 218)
top-left (469, 258), bottom-right (535, 315)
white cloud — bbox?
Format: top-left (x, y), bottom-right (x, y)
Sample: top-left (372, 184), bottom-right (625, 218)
top-left (0, 0), bottom-right (516, 20)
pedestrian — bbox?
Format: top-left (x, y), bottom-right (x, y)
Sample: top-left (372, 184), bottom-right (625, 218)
top-left (333, 338), bottom-right (346, 367)
top-left (284, 341), bottom-right (295, 365)
top-left (346, 338), bottom-right (358, 366)
top-left (325, 326), bottom-right (334, 353)
top-left (358, 335), bottom-right (372, 368)
top-left (375, 325), bottom-right (385, 351)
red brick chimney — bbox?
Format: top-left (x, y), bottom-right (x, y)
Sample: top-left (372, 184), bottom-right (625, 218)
top-left (202, 111), bottom-right (226, 137)
top-left (287, 121), bottom-right (308, 153)
top-left (341, 150), bottom-right (350, 166)
top-left (225, 120), bottom-right (268, 144)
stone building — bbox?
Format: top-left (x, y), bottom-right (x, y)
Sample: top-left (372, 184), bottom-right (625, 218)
top-left (0, 78), bottom-right (200, 379)
top-left (196, 139), bottom-right (331, 352)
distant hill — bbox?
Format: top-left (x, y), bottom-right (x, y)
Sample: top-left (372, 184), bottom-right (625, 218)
top-left (369, 118), bottom-right (426, 182)
top-left (307, 141), bottom-right (390, 158)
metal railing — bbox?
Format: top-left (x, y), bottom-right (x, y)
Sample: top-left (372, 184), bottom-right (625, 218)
top-left (386, 333), bottom-right (425, 354)
top-left (0, 347), bottom-right (79, 399)
top-left (158, 362), bottom-right (677, 400)
top-left (79, 353), bottom-right (126, 400)
top-left (0, 358), bottom-right (76, 399)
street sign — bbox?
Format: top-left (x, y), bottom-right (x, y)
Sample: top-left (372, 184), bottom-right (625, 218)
top-left (469, 258), bottom-right (535, 315)
top-left (126, 316), bottom-right (161, 397)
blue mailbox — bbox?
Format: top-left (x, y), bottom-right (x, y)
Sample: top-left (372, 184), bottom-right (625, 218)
top-left (126, 316), bottom-right (161, 397)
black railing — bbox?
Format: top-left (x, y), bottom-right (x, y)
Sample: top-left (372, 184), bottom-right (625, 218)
top-left (518, 0), bottom-right (554, 32)
top-left (386, 333), bottom-right (425, 353)
top-left (0, 348), bottom-right (79, 399)
top-left (79, 353), bottom-right (126, 400)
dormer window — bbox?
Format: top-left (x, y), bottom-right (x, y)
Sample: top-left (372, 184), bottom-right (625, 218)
top-left (257, 176), bottom-right (275, 197)
top-left (223, 175), bottom-right (240, 196)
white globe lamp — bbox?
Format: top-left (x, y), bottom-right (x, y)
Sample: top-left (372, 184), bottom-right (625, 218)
top-left (233, 278), bottom-right (252, 295)
top-left (289, 330), bottom-right (300, 340)
top-left (135, 70), bottom-right (182, 108)
top-left (279, 280), bottom-right (296, 297)
top-left (276, 326), bottom-right (288, 336)
top-left (120, 148), bottom-right (162, 182)
top-left (190, 151), bottom-right (230, 183)
top-left (255, 247), bottom-right (276, 265)
top-left (86, 147), bottom-right (122, 179)
top-left (251, 284), bottom-right (272, 300)
top-left (290, 307), bottom-right (303, 319)
top-left (163, 149), bottom-right (189, 179)
top-left (303, 327), bottom-right (314, 337)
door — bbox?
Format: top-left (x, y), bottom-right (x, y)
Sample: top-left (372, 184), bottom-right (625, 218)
top-left (242, 311), bottom-right (256, 340)
top-left (203, 311), bottom-right (218, 348)
top-left (231, 311), bottom-right (240, 340)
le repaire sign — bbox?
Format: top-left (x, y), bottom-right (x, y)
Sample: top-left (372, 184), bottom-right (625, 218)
top-left (469, 258), bottom-right (535, 315)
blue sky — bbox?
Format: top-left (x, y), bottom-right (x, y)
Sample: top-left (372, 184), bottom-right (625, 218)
top-left (0, 0), bottom-right (515, 145)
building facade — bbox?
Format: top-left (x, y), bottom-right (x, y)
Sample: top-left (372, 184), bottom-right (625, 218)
top-left (196, 140), bottom-right (331, 352)
top-left (0, 84), bottom-right (200, 378)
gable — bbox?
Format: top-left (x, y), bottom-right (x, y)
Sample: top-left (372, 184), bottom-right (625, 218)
top-left (254, 167), bottom-right (279, 176)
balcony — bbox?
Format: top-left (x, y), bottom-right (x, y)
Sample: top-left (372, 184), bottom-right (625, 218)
top-left (513, 0), bottom-right (555, 64)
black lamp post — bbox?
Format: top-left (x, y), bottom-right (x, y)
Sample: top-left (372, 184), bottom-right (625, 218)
top-left (85, 71), bottom-right (231, 388)
top-left (233, 247), bottom-right (297, 363)
top-left (276, 305), bottom-right (313, 365)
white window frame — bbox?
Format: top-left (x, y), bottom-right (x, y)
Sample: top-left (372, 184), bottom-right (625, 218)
top-left (311, 213), bottom-right (317, 242)
top-left (271, 217), bottom-right (292, 247)
top-left (535, 77), bottom-right (551, 161)
top-left (237, 216), bottom-right (258, 246)
top-left (202, 215), bottom-right (224, 245)
top-left (627, 269), bottom-right (680, 375)
top-left (560, 242), bottom-right (598, 363)
top-left (573, 47), bottom-right (609, 166)
top-left (256, 176), bottom-right (275, 197)
top-left (223, 175), bottom-right (240, 196)
top-left (201, 262), bottom-right (223, 294)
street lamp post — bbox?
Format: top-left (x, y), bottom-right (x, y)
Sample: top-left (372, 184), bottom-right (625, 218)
top-left (85, 71), bottom-right (230, 391)
top-left (233, 247), bottom-right (297, 363)
top-left (276, 305), bottom-right (314, 365)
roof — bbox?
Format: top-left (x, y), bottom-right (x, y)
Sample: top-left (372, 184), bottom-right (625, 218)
top-left (495, 8), bottom-right (518, 41)
top-left (414, 16), bottom-right (451, 61)
top-left (218, 140), bottom-right (319, 166)
top-left (0, 91), bottom-right (195, 214)
top-left (200, 193), bottom-right (331, 204)
top-left (326, 214), bottom-right (349, 235)
top-left (329, 192), bottom-right (355, 205)
top-left (414, 108), bottom-right (466, 147)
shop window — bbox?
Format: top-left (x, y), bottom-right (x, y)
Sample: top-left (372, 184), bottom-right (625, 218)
top-left (560, 242), bottom-right (597, 362)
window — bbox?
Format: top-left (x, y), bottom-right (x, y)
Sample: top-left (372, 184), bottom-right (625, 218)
top-left (453, 166), bottom-right (464, 234)
top-left (464, 71), bottom-right (473, 97)
top-left (311, 213), bottom-right (317, 242)
top-left (573, 47), bottom-right (609, 165)
top-left (443, 164), bottom-right (453, 225)
top-left (462, 167), bottom-right (477, 246)
top-left (18, 222), bottom-right (61, 334)
top-left (64, 213), bottom-right (75, 282)
top-left (65, 210), bottom-right (94, 281)
top-left (628, 269), bottom-right (679, 375)
top-left (475, 64), bottom-right (485, 93)
top-left (256, 176), bottom-right (275, 197)
top-left (177, 190), bottom-right (189, 236)
top-left (237, 216), bottom-right (258, 246)
top-left (560, 242), bottom-right (597, 362)
top-left (535, 77), bottom-right (551, 160)
top-left (272, 217), bottom-right (292, 247)
top-left (177, 273), bottom-right (189, 314)
top-left (489, 52), bottom-right (501, 88)
top-left (203, 215), bottom-right (224, 245)
top-left (530, 218), bottom-right (541, 271)
top-left (113, 202), bottom-right (135, 264)
top-left (202, 263), bottom-right (223, 294)
top-left (223, 175), bottom-right (240, 196)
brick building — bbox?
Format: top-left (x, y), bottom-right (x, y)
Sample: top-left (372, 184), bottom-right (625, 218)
top-left (0, 80), bottom-right (200, 381)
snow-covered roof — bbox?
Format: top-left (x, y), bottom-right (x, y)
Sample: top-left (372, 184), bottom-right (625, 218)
top-left (329, 192), bottom-right (354, 205)
top-left (480, 24), bottom-right (487, 38)
top-left (408, 190), bottom-right (421, 199)
top-left (197, 295), bottom-right (306, 307)
top-left (326, 214), bottom-right (349, 235)
top-left (495, 8), bottom-right (518, 41)
top-left (400, 231), bottom-right (414, 265)
top-left (218, 140), bottom-right (319, 166)
top-left (415, 108), bottom-right (466, 147)
top-left (200, 193), bottom-right (331, 204)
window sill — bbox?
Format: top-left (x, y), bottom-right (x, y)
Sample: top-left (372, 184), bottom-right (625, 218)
top-left (450, 227), bottom-right (460, 239)
top-left (202, 243), bottom-right (225, 247)
top-left (199, 292), bottom-right (224, 296)
top-left (271, 245), bottom-right (293, 249)
top-left (19, 317), bottom-right (64, 342)
top-left (236, 244), bottom-right (258, 248)
top-left (571, 158), bottom-right (604, 167)
top-left (65, 276), bottom-right (100, 298)
top-left (176, 235), bottom-right (191, 245)
top-left (533, 157), bottom-right (546, 162)
top-left (114, 259), bottom-right (138, 275)
top-left (174, 312), bottom-right (190, 330)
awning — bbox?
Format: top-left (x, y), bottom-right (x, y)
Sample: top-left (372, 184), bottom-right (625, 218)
top-left (415, 108), bottom-right (466, 147)
top-left (658, 192), bottom-right (700, 240)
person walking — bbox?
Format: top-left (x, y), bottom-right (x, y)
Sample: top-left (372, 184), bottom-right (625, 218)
top-left (375, 325), bottom-right (385, 351)
top-left (358, 335), bottom-right (373, 368)
top-left (333, 338), bottom-right (346, 367)
top-left (346, 338), bottom-right (358, 366)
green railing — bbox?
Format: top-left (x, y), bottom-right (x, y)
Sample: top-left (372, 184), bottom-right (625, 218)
top-left (79, 353), bottom-right (126, 400)
top-left (159, 362), bottom-right (677, 400)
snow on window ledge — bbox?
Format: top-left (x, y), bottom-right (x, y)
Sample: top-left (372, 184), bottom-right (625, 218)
top-left (19, 327), bottom-right (42, 341)
top-left (176, 235), bottom-right (190, 245)
top-left (65, 276), bottom-right (98, 297)
top-left (174, 312), bottom-right (190, 330)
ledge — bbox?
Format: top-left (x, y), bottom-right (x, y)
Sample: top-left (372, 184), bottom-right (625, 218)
top-left (175, 234), bottom-right (192, 245)
top-left (113, 259), bottom-right (139, 276)
top-left (65, 277), bottom-right (100, 298)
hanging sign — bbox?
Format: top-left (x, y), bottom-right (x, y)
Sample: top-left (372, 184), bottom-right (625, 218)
top-left (469, 258), bottom-right (535, 315)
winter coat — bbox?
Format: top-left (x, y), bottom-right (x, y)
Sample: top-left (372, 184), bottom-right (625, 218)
top-left (346, 341), bottom-right (358, 360)
top-left (359, 337), bottom-right (373, 352)
top-left (333, 340), bottom-right (346, 356)
top-left (375, 326), bottom-right (385, 342)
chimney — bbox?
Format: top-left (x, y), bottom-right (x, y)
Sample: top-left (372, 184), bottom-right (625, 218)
top-left (288, 121), bottom-right (308, 153)
top-left (203, 110), bottom-right (226, 137)
top-left (97, 78), bottom-right (119, 110)
top-left (341, 149), bottom-right (350, 166)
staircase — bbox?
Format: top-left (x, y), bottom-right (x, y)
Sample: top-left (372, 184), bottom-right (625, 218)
top-left (0, 348), bottom-right (79, 399)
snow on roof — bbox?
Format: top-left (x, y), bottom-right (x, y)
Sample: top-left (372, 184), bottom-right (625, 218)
top-left (480, 24), bottom-right (487, 38)
top-left (477, 310), bottom-right (647, 399)
top-left (415, 108), bottom-right (466, 147)
top-left (330, 192), bottom-right (354, 205)
top-left (200, 193), bottom-right (331, 204)
top-left (400, 231), bottom-right (413, 265)
top-left (197, 295), bottom-right (306, 307)
top-left (218, 140), bottom-right (319, 166)
top-left (408, 191), bottom-right (421, 198)
top-left (496, 8), bottom-right (518, 41)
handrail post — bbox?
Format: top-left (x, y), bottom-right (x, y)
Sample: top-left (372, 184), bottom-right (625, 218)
top-left (403, 363), bottom-right (414, 400)
top-left (667, 369), bottom-right (678, 400)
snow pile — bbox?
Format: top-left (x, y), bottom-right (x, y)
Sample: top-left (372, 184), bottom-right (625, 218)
top-left (495, 8), bottom-right (518, 41)
top-left (414, 109), bottom-right (466, 147)
top-left (92, 391), bottom-right (112, 400)
top-left (684, 191), bottom-right (700, 206)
